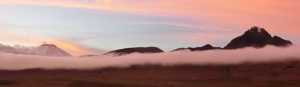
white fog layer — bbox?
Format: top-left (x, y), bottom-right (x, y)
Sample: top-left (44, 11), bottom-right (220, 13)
top-left (0, 43), bottom-right (299, 70)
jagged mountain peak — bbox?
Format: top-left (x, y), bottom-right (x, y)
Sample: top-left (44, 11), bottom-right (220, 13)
top-left (224, 26), bottom-right (292, 49)
top-left (244, 26), bottom-right (272, 40)
top-left (248, 26), bottom-right (266, 33)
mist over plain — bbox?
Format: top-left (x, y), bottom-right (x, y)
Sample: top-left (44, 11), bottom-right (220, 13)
top-left (0, 43), bottom-right (299, 70)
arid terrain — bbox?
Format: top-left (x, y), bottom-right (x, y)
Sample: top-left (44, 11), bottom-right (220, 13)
top-left (1, 60), bottom-right (300, 87)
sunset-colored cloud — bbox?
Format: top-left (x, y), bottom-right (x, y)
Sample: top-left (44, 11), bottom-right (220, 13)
top-left (0, 0), bottom-right (298, 35)
top-left (0, 0), bottom-right (299, 53)
top-left (46, 40), bottom-right (102, 56)
top-left (126, 21), bottom-right (205, 30)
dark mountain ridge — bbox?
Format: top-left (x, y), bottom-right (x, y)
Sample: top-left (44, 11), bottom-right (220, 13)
top-left (104, 47), bottom-right (164, 56)
top-left (224, 26), bottom-right (292, 49)
top-left (172, 44), bottom-right (222, 52)
top-left (102, 26), bottom-right (292, 56)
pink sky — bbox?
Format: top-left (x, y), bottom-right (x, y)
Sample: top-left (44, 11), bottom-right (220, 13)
top-left (1, 0), bottom-right (298, 34)
top-left (0, 0), bottom-right (299, 56)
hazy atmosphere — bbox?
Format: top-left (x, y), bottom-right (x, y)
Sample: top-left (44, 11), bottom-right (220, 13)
top-left (0, 0), bottom-right (300, 56)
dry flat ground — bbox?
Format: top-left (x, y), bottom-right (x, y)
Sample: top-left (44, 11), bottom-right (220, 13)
top-left (1, 61), bottom-right (300, 87)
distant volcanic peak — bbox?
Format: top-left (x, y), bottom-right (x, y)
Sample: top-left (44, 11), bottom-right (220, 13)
top-left (105, 46), bottom-right (164, 56)
top-left (31, 44), bottom-right (72, 57)
top-left (224, 26), bottom-right (292, 49)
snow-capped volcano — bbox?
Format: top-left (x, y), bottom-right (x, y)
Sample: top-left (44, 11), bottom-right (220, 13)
top-left (0, 43), bottom-right (71, 57)
top-left (30, 44), bottom-right (72, 57)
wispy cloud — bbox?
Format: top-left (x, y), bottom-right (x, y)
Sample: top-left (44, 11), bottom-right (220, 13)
top-left (125, 21), bottom-right (238, 46)
top-left (1, 0), bottom-right (297, 35)
top-left (0, 0), bottom-right (299, 53)
top-left (48, 40), bottom-right (103, 56)
top-left (126, 21), bottom-right (206, 30)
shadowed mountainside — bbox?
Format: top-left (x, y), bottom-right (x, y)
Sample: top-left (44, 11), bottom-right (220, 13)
top-left (104, 47), bottom-right (164, 56)
top-left (103, 26), bottom-right (292, 56)
top-left (172, 44), bottom-right (222, 52)
top-left (224, 26), bottom-right (292, 49)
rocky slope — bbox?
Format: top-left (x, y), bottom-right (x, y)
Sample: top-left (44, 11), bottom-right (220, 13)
top-left (224, 26), bottom-right (292, 49)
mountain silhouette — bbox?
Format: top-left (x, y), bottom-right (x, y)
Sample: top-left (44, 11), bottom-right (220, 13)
top-left (30, 44), bottom-right (72, 57)
top-left (172, 44), bottom-right (221, 51)
top-left (104, 47), bottom-right (164, 56)
top-left (224, 26), bottom-right (292, 49)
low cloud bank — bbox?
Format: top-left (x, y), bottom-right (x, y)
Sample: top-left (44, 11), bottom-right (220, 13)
top-left (0, 43), bottom-right (300, 70)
